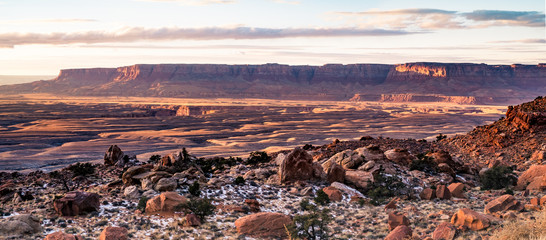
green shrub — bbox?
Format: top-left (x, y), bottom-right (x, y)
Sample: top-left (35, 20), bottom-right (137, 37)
top-left (365, 168), bottom-right (407, 206)
top-left (299, 199), bottom-right (316, 211)
top-left (137, 196), bottom-right (148, 212)
top-left (245, 151), bottom-right (270, 165)
top-left (480, 166), bottom-right (517, 190)
top-left (409, 153), bottom-right (437, 174)
top-left (314, 189), bottom-right (330, 206)
top-left (286, 207), bottom-right (332, 240)
top-left (67, 162), bottom-right (96, 177)
top-left (189, 181), bottom-right (201, 197)
top-left (196, 156), bottom-right (242, 175)
top-left (174, 198), bottom-right (216, 221)
top-left (234, 176), bottom-right (245, 185)
top-left (149, 155), bottom-right (161, 163)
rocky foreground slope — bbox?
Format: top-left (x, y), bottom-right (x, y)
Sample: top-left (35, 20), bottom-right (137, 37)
top-left (0, 98), bottom-right (545, 240)
top-left (1, 63), bottom-right (545, 104)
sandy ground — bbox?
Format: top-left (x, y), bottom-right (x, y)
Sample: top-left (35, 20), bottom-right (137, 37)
top-left (0, 94), bottom-right (506, 171)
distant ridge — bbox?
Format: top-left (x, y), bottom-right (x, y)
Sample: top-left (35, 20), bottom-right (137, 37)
top-left (1, 62), bottom-right (544, 104)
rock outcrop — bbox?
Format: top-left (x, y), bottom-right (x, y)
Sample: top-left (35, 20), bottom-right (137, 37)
top-left (484, 194), bottom-right (524, 215)
top-left (0, 214), bottom-right (42, 237)
top-left (145, 192), bottom-right (187, 214)
top-left (104, 145), bottom-right (125, 166)
top-left (451, 208), bottom-right (490, 231)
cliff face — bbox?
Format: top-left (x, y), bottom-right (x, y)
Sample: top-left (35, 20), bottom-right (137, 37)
top-left (0, 62), bottom-right (544, 104)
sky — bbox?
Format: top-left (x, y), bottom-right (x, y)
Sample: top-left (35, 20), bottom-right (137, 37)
top-left (0, 0), bottom-right (544, 75)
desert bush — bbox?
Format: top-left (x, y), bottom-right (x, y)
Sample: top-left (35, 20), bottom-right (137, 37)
top-left (435, 133), bottom-right (447, 141)
top-left (196, 156), bottom-right (242, 175)
top-left (286, 207), bottom-right (332, 240)
top-left (137, 196), bottom-right (148, 212)
top-left (490, 209), bottom-right (546, 240)
top-left (299, 199), bottom-right (316, 211)
top-left (188, 181), bottom-right (201, 197)
top-left (365, 168), bottom-right (407, 205)
top-left (174, 198), bottom-right (216, 221)
top-left (480, 166), bottom-right (517, 190)
top-left (67, 162), bottom-right (96, 177)
top-left (148, 155), bottom-right (161, 163)
top-left (245, 151), bottom-right (270, 165)
top-left (233, 176), bottom-right (245, 185)
top-left (314, 189), bottom-right (330, 206)
top-left (410, 153), bottom-right (437, 174)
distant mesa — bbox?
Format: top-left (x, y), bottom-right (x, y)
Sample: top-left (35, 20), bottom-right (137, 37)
top-left (0, 62), bottom-right (544, 105)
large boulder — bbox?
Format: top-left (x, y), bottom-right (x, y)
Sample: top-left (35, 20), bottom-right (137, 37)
top-left (104, 145), bottom-right (124, 166)
top-left (54, 191), bottom-right (100, 216)
top-left (123, 186), bottom-right (140, 199)
top-left (0, 214), bottom-right (42, 237)
top-left (344, 170), bottom-right (373, 191)
top-left (427, 151), bottom-right (459, 170)
top-left (322, 186), bottom-right (342, 202)
top-left (279, 148), bottom-right (322, 183)
top-left (436, 185), bottom-right (451, 200)
top-left (154, 177), bottom-right (178, 192)
top-left (322, 161), bottom-right (345, 183)
top-left (420, 188), bottom-right (436, 200)
top-left (328, 149), bottom-right (365, 169)
top-left (448, 183), bottom-right (465, 198)
top-left (44, 231), bottom-right (83, 240)
top-left (385, 149), bottom-right (413, 166)
top-left (387, 211), bottom-right (410, 231)
top-left (432, 222), bottom-right (457, 240)
top-left (355, 145), bottom-right (386, 162)
top-left (145, 191), bottom-right (187, 214)
top-left (450, 208), bottom-right (490, 231)
top-left (234, 212), bottom-right (292, 239)
top-left (99, 226), bottom-right (128, 240)
top-left (516, 165), bottom-right (546, 191)
top-left (122, 165), bottom-right (151, 185)
top-left (484, 194), bottom-right (524, 215)
top-left (385, 225), bottom-right (412, 240)
top-left (330, 181), bottom-right (365, 199)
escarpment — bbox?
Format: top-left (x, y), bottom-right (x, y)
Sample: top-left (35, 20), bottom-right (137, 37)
top-left (0, 62), bottom-right (544, 104)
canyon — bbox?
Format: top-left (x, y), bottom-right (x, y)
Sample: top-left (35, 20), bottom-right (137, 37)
top-left (1, 62), bottom-right (544, 104)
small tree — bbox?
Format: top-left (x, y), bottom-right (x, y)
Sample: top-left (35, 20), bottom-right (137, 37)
top-left (189, 181), bottom-right (201, 197)
top-left (175, 198), bottom-right (216, 222)
top-left (149, 155), bottom-right (161, 164)
top-left (480, 166), bottom-right (517, 190)
top-left (286, 207), bottom-right (332, 240)
top-left (67, 162), bottom-right (96, 177)
top-left (314, 189), bottom-right (330, 206)
top-left (410, 153), bottom-right (437, 174)
top-left (246, 151), bottom-right (270, 165)
top-left (137, 196), bottom-right (148, 212)
top-left (436, 133), bottom-right (447, 141)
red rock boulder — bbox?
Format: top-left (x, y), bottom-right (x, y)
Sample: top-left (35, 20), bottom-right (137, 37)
top-left (516, 165), bottom-right (546, 191)
top-left (436, 185), bottom-right (451, 200)
top-left (385, 225), bottom-right (412, 240)
top-left (104, 145), bottom-right (124, 166)
top-left (388, 211), bottom-right (410, 231)
top-left (420, 188), bottom-right (436, 200)
top-left (385, 149), bottom-right (414, 166)
top-left (484, 194), bottom-right (524, 215)
top-left (451, 208), bottom-right (490, 231)
top-left (234, 212), bottom-right (292, 239)
top-left (244, 199), bottom-right (261, 212)
top-left (447, 183), bottom-right (465, 198)
top-left (322, 161), bottom-right (345, 183)
top-left (99, 226), bottom-right (128, 240)
top-left (145, 192), bottom-right (187, 214)
top-left (279, 148), bottom-right (323, 183)
top-left (44, 232), bottom-right (83, 240)
top-left (54, 191), bottom-right (100, 216)
top-left (322, 186), bottom-right (342, 202)
top-left (432, 222), bottom-right (457, 240)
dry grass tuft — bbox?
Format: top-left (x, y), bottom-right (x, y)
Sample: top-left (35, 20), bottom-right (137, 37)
top-left (491, 209), bottom-right (546, 240)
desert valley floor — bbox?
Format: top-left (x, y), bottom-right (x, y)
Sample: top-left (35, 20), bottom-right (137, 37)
top-left (0, 94), bottom-right (505, 171)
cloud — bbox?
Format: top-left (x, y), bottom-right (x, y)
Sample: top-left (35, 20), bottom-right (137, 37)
top-left (136, 0), bottom-right (236, 5)
top-left (490, 38), bottom-right (546, 44)
top-left (270, 0), bottom-right (300, 5)
top-left (0, 26), bottom-right (415, 48)
top-left (333, 8), bottom-right (545, 30)
top-left (463, 10), bottom-right (545, 27)
top-left (0, 19), bottom-right (97, 24)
